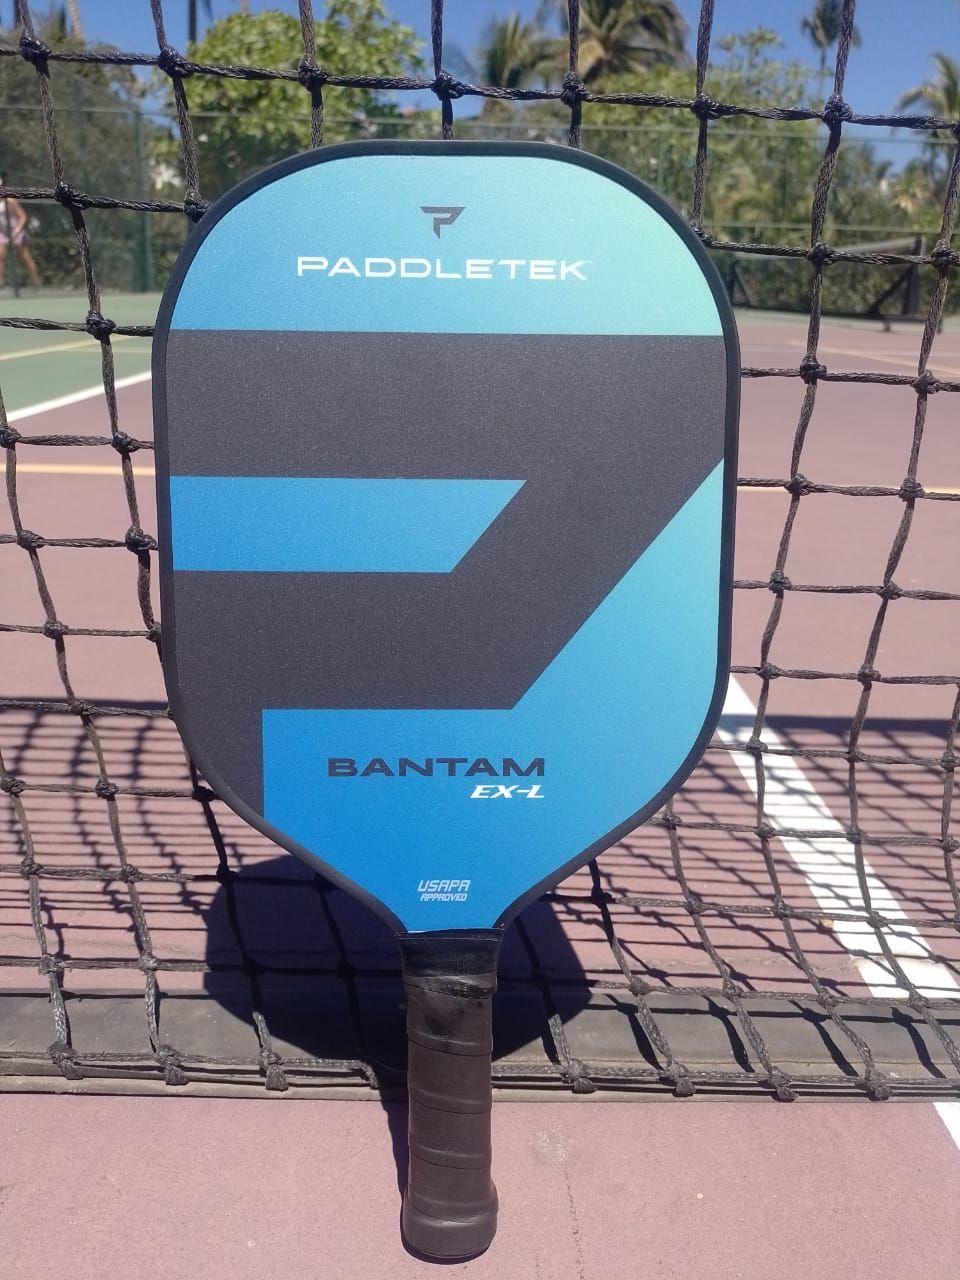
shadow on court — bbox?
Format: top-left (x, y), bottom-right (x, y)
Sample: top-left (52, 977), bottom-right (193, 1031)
top-left (4, 703), bottom-right (960, 1128)
top-left (198, 856), bottom-right (594, 1194)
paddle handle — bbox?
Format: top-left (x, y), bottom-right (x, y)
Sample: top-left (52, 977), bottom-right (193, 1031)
top-left (398, 930), bottom-right (501, 1260)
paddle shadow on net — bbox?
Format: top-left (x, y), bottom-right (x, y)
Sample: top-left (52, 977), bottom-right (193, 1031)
top-left (199, 853), bottom-right (600, 1195)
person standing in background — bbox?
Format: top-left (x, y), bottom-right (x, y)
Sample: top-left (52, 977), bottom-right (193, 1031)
top-left (0, 184), bottom-right (41, 288)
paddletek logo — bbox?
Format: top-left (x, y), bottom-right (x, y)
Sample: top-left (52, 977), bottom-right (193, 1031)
top-left (421, 205), bottom-right (464, 237)
top-left (297, 204), bottom-right (587, 281)
top-left (296, 256), bottom-right (587, 281)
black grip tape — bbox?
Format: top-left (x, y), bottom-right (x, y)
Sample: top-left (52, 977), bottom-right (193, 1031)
top-left (398, 929), bottom-right (502, 1260)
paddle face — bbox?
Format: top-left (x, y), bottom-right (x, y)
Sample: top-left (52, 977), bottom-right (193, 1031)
top-left (154, 141), bottom-right (738, 932)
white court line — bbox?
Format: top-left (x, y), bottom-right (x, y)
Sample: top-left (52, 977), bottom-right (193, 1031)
top-left (721, 678), bottom-right (960, 1148)
top-left (934, 1101), bottom-right (960, 1145)
top-left (720, 677), bottom-right (959, 1001)
top-left (5, 369), bottom-right (151, 423)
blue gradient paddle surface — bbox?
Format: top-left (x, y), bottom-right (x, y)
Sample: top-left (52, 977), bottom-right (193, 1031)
top-left (154, 141), bottom-right (739, 933)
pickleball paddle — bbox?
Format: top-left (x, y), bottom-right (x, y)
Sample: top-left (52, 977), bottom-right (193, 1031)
top-left (154, 140), bottom-right (738, 1260)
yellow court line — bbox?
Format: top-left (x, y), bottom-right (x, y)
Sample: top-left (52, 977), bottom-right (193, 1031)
top-left (772, 338), bottom-right (960, 380)
top-left (8, 466), bottom-right (959, 496)
top-left (0, 334), bottom-right (150, 363)
top-left (12, 462), bottom-right (156, 477)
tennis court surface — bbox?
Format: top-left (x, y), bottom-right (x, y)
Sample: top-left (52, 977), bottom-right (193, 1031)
top-left (3, 0), bottom-right (960, 1275)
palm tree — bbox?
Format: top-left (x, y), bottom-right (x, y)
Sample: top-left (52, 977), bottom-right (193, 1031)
top-left (187, 0), bottom-right (214, 46)
top-left (538, 0), bottom-right (687, 83)
top-left (469, 13), bottom-right (550, 90)
top-left (895, 53), bottom-right (960, 177)
top-left (800, 0), bottom-right (861, 95)
top-left (64, 0), bottom-right (82, 40)
top-left (897, 51), bottom-right (960, 120)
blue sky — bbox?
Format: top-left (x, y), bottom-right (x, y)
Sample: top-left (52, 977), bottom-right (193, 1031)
top-left (62, 0), bottom-right (959, 122)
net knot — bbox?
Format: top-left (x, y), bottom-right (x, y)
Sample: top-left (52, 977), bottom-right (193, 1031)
top-left (111, 431), bottom-right (140, 455)
top-left (913, 369), bottom-right (940, 395)
top-left (18, 32), bottom-right (50, 66)
top-left (807, 241), bottom-right (834, 268)
top-left (785, 473), bottom-right (813, 497)
top-left (562, 1057), bottom-right (596, 1093)
top-left (821, 95), bottom-right (852, 129)
top-left (157, 1043), bottom-right (188, 1086)
top-left (0, 424), bottom-right (21, 448)
top-left (879, 580), bottom-right (902, 601)
top-left (857, 664), bottom-right (880, 686)
top-left (125, 525), bottom-right (157, 553)
top-left (49, 1041), bottom-right (83, 1080)
top-left (757, 662), bottom-right (781, 681)
top-left (183, 193), bottom-right (209, 223)
top-left (258, 1048), bottom-right (288, 1091)
top-left (771, 896), bottom-right (790, 919)
top-left (119, 864), bottom-right (142, 883)
top-left (943, 835), bottom-right (960, 855)
top-left (746, 740), bottom-right (766, 760)
top-left (560, 72), bottom-right (586, 107)
top-left (297, 58), bottom-right (327, 91)
top-left (38, 954), bottom-right (59, 975)
top-left (431, 70), bottom-right (464, 100)
top-left (930, 240), bottom-right (956, 270)
top-left (42, 619), bottom-right (67, 640)
top-left (1, 774), bottom-right (26, 797)
top-left (67, 698), bottom-right (93, 716)
top-left (690, 92), bottom-right (722, 121)
top-left (907, 991), bottom-right (929, 1014)
top-left (16, 527), bottom-right (44, 550)
top-left (898, 476), bottom-right (924, 501)
top-left (757, 820), bottom-right (779, 840)
top-left (85, 310), bottom-right (115, 341)
top-left (157, 45), bottom-right (190, 78)
top-left (768, 568), bottom-right (792, 595)
top-left (771, 1072), bottom-right (799, 1102)
top-left (672, 1071), bottom-right (695, 1098)
top-left (866, 1077), bottom-right (892, 1101)
top-left (685, 892), bottom-right (705, 916)
top-left (147, 622), bottom-right (161, 646)
top-left (799, 355), bottom-right (826, 383)
top-left (53, 181), bottom-right (86, 211)
top-left (95, 778), bottom-right (118, 800)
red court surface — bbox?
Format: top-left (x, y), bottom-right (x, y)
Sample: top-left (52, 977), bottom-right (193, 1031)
top-left (3, 314), bottom-right (960, 1273)
top-left (3, 1094), bottom-right (960, 1279)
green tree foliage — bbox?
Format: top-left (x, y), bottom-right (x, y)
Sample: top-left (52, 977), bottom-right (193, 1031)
top-left (517, 28), bottom-right (937, 314)
top-left (159, 2), bottom-right (423, 198)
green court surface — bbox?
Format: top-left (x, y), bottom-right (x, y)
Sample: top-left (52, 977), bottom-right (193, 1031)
top-left (0, 291), bottom-right (159, 412)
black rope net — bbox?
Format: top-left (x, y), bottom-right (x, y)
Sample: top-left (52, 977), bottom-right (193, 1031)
top-left (1, 0), bottom-right (959, 1099)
